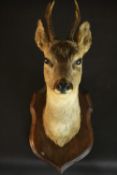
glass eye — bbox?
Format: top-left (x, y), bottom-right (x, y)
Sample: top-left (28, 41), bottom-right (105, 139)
top-left (44, 58), bottom-right (50, 64)
top-left (75, 59), bottom-right (82, 65)
top-left (44, 58), bottom-right (53, 67)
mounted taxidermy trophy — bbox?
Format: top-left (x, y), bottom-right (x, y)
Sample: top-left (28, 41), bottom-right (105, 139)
top-left (29, 0), bottom-right (93, 173)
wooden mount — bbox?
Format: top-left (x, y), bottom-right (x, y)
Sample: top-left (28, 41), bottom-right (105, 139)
top-left (29, 88), bottom-right (93, 173)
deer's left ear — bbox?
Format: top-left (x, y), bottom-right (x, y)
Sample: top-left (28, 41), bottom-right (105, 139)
top-left (35, 20), bottom-right (49, 52)
top-left (76, 21), bottom-right (92, 58)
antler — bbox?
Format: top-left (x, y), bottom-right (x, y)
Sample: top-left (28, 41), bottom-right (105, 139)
top-left (45, 1), bottom-right (55, 42)
top-left (69, 0), bottom-right (81, 40)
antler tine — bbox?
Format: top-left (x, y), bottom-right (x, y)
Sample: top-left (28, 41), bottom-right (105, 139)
top-left (45, 1), bottom-right (55, 41)
top-left (70, 0), bottom-right (81, 40)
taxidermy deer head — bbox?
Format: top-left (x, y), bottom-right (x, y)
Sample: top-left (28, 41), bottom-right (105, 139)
top-left (35, 0), bottom-right (92, 147)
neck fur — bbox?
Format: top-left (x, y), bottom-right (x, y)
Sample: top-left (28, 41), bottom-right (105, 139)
top-left (43, 87), bottom-right (81, 147)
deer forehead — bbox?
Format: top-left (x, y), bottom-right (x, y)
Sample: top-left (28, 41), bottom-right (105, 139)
top-left (45, 41), bottom-right (80, 63)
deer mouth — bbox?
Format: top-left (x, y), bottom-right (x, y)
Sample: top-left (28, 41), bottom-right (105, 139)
top-left (54, 88), bottom-right (73, 95)
top-left (54, 79), bottom-right (73, 94)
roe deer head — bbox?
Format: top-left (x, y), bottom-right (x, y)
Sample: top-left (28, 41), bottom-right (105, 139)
top-left (35, 0), bottom-right (92, 147)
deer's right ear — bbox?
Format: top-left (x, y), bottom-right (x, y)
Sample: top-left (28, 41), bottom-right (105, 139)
top-left (35, 20), bottom-right (49, 52)
top-left (76, 21), bottom-right (92, 58)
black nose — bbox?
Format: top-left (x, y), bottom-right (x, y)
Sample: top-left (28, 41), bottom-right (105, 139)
top-left (56, 79), bottom-right (73, 93)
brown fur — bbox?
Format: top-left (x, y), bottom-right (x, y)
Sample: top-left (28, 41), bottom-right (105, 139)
top-left (51, 41), bottom-right (78, 62)
top-left (34, 1), bottom-right (92, 147)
